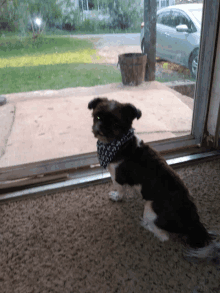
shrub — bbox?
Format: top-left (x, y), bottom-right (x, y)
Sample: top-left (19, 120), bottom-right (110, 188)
top-left (108, 0), bottom-right (143, 30)
top-left (79, 15), bottom-right (110, 32)
top-left (80, 18), bottom-right (98, 32)
top-left (61, 5), bottom-right (82, 31)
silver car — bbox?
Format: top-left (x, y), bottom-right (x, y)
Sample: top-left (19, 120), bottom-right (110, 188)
top-left (140, 4), bottom-right (202, 78)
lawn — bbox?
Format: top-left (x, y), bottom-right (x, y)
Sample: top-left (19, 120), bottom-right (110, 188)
top-left (0, 34), bottom-right (122, 94)
top-left (1, 63), bottom-right (121, 94)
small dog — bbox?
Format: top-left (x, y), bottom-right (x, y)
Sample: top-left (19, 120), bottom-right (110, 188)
top-left (88, 97), bottom-right (220, 264)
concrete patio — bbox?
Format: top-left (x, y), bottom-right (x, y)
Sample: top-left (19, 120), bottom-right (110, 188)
top-left (0, 81), bottom-right (194, 168)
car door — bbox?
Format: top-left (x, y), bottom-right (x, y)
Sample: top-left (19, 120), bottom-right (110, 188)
top-left (156, 10), bottom-right (174, 59)
top-left (161, 10), bottom-right (196, 66)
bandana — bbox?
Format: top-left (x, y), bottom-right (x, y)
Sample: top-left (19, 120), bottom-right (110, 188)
top-left (97, 128), bottom-right (134, 169)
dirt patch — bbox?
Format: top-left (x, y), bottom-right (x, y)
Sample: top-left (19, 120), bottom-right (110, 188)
top-left (94, 45), bottom-right (142, 64)
top-left (157, 59), bottom-right (192, 81)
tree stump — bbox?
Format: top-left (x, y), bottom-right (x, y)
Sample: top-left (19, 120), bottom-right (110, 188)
top-left (118, 53), bottom-right (147, 86)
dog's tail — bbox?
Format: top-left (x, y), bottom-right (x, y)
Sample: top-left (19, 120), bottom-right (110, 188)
top-left (184, 240), bottom-right (220, 265)
top-left (183, 225), bottom-right (220, 265)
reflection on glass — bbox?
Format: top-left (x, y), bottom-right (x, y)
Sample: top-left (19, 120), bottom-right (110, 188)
top-left (0, 1), bottom-right (203, 168)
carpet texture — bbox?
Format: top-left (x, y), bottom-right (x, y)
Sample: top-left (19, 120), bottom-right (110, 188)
top-left (1, 159), bottom-right (220, 293)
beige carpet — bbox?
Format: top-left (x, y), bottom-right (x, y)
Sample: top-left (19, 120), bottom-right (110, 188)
top-left (1, 159), bottom-right (220, 293)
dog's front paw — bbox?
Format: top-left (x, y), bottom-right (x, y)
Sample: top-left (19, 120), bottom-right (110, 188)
top-left (140, 217), bottom-right (149, 229)
top-left (109, 191), bottom-right (123, 202)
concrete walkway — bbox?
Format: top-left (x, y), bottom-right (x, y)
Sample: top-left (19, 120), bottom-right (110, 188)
top-left (0, 81), bottom-right (193, 168)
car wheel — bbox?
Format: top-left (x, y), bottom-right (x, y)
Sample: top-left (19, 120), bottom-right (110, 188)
top-left (189, 49), bottom-right (199, 79)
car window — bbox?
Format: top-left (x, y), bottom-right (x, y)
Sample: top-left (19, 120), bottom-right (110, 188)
top-left (157, 12), bottom-right (167, 24)
top-left (157, 11), bottom-right (175, 27)
top-left (172, 10), bottom-right (196, 32)
top-left (174, 11), bottom-right (190, 27)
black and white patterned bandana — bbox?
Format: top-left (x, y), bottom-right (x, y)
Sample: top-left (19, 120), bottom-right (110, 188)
top-left (97, 128), bottom-right (134, 169)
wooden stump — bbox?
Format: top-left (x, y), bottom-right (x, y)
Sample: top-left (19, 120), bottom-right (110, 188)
top-left (118, 53), bottom-right (147, 86)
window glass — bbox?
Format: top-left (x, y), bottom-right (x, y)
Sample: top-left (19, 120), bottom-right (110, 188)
top-left (0, 1), bottom-right (205, 171)
top-left (161, 0), bottom-right (167, 8)
top-left (157, 11), bottom-right (173, 26)
top-left (173, 10), bottom-right (196, 31)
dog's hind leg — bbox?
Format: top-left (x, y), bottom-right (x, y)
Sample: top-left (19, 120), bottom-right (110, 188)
top-left (141, 200), bottom-right (169, 242)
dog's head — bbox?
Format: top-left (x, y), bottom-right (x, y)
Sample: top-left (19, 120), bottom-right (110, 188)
top-left (88, 97), bottom-right (142, 143)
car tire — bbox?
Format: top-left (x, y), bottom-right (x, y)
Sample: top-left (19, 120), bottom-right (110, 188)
top-left (189, 49), bottom-right (199, 79)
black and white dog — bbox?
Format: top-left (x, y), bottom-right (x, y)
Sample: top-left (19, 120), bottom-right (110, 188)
top-left (88, 97), bottom-right (220, 264)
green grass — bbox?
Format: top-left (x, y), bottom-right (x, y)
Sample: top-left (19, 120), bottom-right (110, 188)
top-left (0, 32), bottom-right (194, 95)
top-left (0, 63), bottom-right (121, 94)
top-left (0, 49), bottom-right (98, 68)
top-left (0, 34), bottom-right (95, 58)
top-left (0, 34), bottom-right (122, 94)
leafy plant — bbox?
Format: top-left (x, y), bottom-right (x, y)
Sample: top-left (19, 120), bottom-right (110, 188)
top-left (108, 0), bottom-right (143, 30)
top-left (59, 0), bottom-right (83, 31)
top-left (80, 18), bottom-right (98, 32)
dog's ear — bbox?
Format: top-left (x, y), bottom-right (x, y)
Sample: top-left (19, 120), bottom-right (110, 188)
top-left (88, 97), bottom-right (106, 110)
top-left (123, 103), bottom-right (142, 121)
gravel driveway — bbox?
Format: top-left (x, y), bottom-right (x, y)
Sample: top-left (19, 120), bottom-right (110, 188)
top-left (70, 33), bottom-right (141, 48)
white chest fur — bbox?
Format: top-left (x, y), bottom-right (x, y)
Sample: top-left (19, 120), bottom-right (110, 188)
top-left (108, 160), bottom-right (141, 201)
top-left (106, 134), bottom-right (142, 201)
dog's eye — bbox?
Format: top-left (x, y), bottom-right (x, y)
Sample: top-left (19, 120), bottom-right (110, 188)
top-left (96, 116), bottom-right (101, 120)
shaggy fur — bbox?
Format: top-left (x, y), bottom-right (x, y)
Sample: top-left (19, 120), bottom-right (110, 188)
top-left (88, 97), bottom-right (220, 264)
